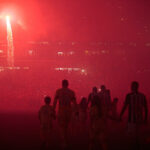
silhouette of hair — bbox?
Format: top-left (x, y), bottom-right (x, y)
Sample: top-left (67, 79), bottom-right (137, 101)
top-left (80, 97), bottom-right (87, 109)
top-left (62, 79), bottom-right (69, 87)
top-left (101, 85), bottom-right (106, 90)
top-left (44, 96), bottom-right (51, 104)
top-left (92, 87), bottom-right (97, 93)
top-left (131, 81), bottom-right (139, 91)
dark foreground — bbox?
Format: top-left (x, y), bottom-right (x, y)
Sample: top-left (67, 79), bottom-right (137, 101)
top-left (0, 112), bottom-right (150, 150)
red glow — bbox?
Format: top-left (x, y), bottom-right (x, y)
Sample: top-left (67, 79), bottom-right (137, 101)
top-left (6, 14), bottom-right (14, 67)
top-left (6, 15), bottom-right (10, 25)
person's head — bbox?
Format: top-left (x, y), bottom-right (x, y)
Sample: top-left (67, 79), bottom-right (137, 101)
top-left (101, 85), bottom-right (106, 91)
top-left (80, 97), bottom-right (87, 109)
top-left (62, 79), bottom-right (69, 88)
top-left (44, 96), bottom-right (51, 105)
top-left (131, 81), bottom-right (139, 92)
top-left (80, 97), bottom-right (87, 104)
top-left (92, 87), bottom-right (97, 93)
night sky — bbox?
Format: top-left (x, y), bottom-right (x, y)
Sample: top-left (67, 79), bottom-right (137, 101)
top-left (0, 0), bottom-right (150, 42)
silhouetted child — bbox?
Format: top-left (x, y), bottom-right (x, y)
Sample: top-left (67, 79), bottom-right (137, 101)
top-left (79, 97), bottom-right (88, 123)
top-left (38, 96), bottom-right (55, 149)
top-left (78, 97), bottom-right (88, 135)
top-left (70, 103), bottom-right (79, 138)
top-left (88, 87), bottom-right (99, 124)
top-left (88, 87), bottom-right (98, 108)
top-left (89, 95), bottom-right (107, 150)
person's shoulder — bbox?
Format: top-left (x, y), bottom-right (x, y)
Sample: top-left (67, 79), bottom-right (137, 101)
top-left (56, 88), bottom-right (62, 91)
top-left (39, 105), bottom-right (45, 111)
top-left (48, 105), bottom-right (54, 111)
top-left (88, 92), bottom-right (92, 97)
top-left (44, 105), bottom-right (53, 112)
top-left (125, 92), bottom-right (145, 98)
top-left (138, 92), bottom-right (146, 97)
top-left (40, 105), bottom-right (45, 108)
top-left (49, 105), bottom-right (54, 109)
top-left (56, 88), bottom-right (62, 93)
top-left (68, 88), bottom-right (75, 94)
top-left (106, 89), bottom-right (110, 93)
top-left (126, 92), bottom-right (132, 96)
top-left (125, 93), bottom-right (132, 100)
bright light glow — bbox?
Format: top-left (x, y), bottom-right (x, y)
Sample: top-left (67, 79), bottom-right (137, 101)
top-left (6, 15), bottom-right (10, 21)
top-left (81, 69), bottom-right (85, 73)
top-left (29, 50), bottom-right (33, 55)
top-left (6, 15), bottom-right (14, 67)
top-left (0, 14), bottom-right (10, 20)
top-left (0, 50), bottom-right (3, 53)
top-left (57, 52), bottom-right (64, 56)
top-left (98, 88), bottom-right (101, 92)
top-left (55, 68), bottom-right (80, 71)
top-left (81, 69), bottom-right (87, 75)
top-left (55, 68), bottom-right (87, 75)
top-left (68, 51), bottom-right (74, 55)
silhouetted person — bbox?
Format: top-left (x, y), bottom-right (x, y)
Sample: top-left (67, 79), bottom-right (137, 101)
top-left (38, 96), bottom-right (55, 149)
top-left (89, 95), bottom-right (107, 150)
top-left (88, 87), bottom-right (100, 124)
top-left (78, 97), bottom-right (88, 135)
top-left (53, 79), bottom-right (78, 149)
top-left (88, 87), bottom-right (99, 107)
top-left (119, 81), bottom-right (148, 149)
top-left (98, 85), bottom-right (111, 118)
top-left (79, 97), bottom-right (88, 123)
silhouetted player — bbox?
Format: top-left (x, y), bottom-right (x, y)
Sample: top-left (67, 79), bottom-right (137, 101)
top-left (38, 96), bottom-right (55, 149)
top-left (53, 79), bottom-right (77, 148)
top-left (79, 97), bottom-right (88, 123)
top-left (88, 87), bottom-right (99, 108)
top-left (120, 81), bottom-right (148, 149)
top-left (88, 87), bottom-right (99, 124)
top-left (99, 85), bottom-right (111, 118)
top-left (78, 97), bottom-right (88, 135)
top-left (89, 95), bottom-right (107, 150)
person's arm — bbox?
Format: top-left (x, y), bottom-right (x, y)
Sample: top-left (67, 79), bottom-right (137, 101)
top-left (71, 91), bottom-right (77, 107)
top-left (71, 91), bottom-right (79, 116)
top-left (53, 90), bottom-right (59, 110)
top-left (143, 95), bottom-right (148, 123)
top-left (119, 95), bottom-right (129, 120)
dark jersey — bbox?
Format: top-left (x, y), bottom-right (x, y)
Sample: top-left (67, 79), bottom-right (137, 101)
top-left (88, 93), bottom-right (99, 107)
top-left (39, 105), bottom-right (55, 129)
top-left (98, 90), bottom-right (111, 107)
top-left (123, 92), bottom-right (148, 123)
top-left (54, 87), bottom-right (76, 108)
top-left (89, 95), bottom-right (102, 118)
